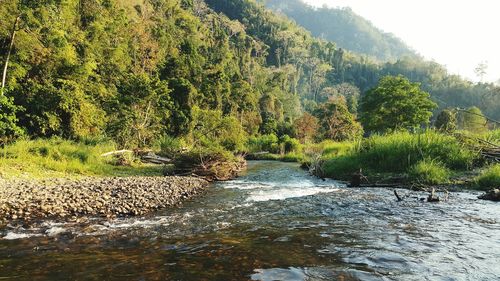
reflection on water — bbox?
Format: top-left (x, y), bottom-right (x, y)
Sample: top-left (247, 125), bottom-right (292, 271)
top-left (1, 161), bottom-right (499, 280)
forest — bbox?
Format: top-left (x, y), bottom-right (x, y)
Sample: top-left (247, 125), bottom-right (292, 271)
top-left (0, 0), bottom-right (499, 184)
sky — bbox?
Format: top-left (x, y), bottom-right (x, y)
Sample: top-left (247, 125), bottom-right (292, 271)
top-left (302, 0), bottom-right (500, 83)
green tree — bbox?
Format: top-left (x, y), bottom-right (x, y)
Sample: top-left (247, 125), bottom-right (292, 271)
top-left (0, 94), bottom-right (23, 144)
top-left (360, 75), bottom-right (437, 132)
top-left (314, 97), bottom-right (363, 141)
top-left (434, 109), bottom-right (457, 132)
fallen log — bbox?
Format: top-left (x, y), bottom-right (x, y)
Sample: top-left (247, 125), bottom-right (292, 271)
top-left (100, 150), bottom-right (133, 157)
top-left (141, 154), bottom-right (172, 164)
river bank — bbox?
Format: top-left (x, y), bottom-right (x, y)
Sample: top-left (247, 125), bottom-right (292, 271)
top-left (0, 176), bottom-right (208, 225)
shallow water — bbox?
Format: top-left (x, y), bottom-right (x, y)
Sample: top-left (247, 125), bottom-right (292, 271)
top-left (1, 161), bottom-right (499, 280)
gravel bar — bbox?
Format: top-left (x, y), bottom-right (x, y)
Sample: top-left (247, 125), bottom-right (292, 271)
top-left (0, 176), bottom-right (208, 223)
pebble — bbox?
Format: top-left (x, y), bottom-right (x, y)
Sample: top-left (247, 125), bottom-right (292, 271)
top-left (0, 176), bottom-right (208, 224)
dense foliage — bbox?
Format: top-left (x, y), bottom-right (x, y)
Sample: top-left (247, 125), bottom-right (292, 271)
top-left (360, 76), bottom-right (437, 133)
top-left (1, 0), bottom-right (498, 152)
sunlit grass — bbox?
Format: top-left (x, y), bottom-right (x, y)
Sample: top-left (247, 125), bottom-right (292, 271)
top-left (0, 138), bottom-right (163, 179)
top-left (475, 164), bottom-right (500, 191)
top-left (321, 130), bottom-right (477, 182)
top-left (408, 159), bottom-right (451, 185)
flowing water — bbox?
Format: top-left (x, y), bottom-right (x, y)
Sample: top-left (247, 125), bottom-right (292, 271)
top-left (1, 161), bottom-right (499, 280)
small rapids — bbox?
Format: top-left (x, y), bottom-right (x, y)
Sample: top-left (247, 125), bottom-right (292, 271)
top-left (0, 161), bottom-right (499, 280)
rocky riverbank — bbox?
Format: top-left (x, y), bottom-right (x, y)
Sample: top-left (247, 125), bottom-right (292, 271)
top-left (0, 176), bottom-right (208, 224)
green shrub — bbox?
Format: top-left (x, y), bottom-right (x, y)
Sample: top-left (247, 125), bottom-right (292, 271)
top-left (191, 106), bottom-right (247, 152)
top-left (247, 134), bottom-right (280, 153)
top-left (281, 135), bottom-right (302, 154)
top-left (475, 164), bottom-right (500, 191)
top-left (158, 135), bottom-right (185, 158)
top-left (409, 159), bottom-right (451, 184)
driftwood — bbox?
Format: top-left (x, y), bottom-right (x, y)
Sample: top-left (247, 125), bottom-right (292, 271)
top-left (141, 154), bottom-right (172, 164)
top-left (348, 169), bottom-right (370, 187)
top-left (394, 190), bottom-right (403, 201)
top-left (427, 188), bottom-right (440, 202)
top-left (101, 150), bottom-right (172, 165)
top-left (456, 133), bottom-right (500, 162)
top-left (393, 188), bottom-right (447, 202)
top-left (100, 150), bottom-right (133, 157)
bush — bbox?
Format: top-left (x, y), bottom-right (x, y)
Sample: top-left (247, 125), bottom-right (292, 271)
top-left (475, 164), bottom-right (500, 191)
top-left (191, 106), bottom-right (247, 153)
top-left (247, 134), bottom-right (280, 153)
top-left (157, 135), bottom-right (185, 158)
top-left (281, 135), bottom-right (302, 154)
top-left (409, 159), bottom-right (451, 184)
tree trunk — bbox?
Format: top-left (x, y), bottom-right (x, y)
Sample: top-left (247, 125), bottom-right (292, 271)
top-left (1, 16), bottom-right (20, 96)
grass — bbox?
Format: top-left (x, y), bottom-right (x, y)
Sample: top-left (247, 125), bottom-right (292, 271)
top-left (408, 159), bottom-right (451, 185)
top-left (321, 130), bottom-right (477, 182)
top-left (475, 164), bottom-right (500, 191)
top-left (0, 138), bottom-right (163, 179)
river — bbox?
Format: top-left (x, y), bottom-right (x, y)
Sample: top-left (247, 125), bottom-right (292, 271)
top-left (1, 161), bottom-right (499, 280)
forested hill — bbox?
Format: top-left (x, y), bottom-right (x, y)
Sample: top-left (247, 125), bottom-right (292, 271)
top-left (0, 0), bottom-right (498, 148)
top-left (264, 0), bottom-right (419, 61)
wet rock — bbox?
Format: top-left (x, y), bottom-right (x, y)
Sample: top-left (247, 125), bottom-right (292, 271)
top-left (478, 189), bottom-right (500, 202)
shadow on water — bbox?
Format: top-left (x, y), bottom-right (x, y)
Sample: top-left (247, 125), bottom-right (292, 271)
top-left (1, 161), bottom-right (499, 280)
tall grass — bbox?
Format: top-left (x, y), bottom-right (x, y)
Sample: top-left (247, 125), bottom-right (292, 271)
top-left (322, 130), bottom-right (477, 180)
top-left (0, 138), bottom-right (162, 179)
top-left (408, 159), bottom-right (451, 185)
top-left (475, 164), bottom-right (500, 191)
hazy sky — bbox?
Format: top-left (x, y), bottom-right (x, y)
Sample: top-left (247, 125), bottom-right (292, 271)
top-left (303, 0), bottom-right (500, 83)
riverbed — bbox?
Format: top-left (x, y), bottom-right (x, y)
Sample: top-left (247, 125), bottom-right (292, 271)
top-left (1, 161), bottom-right (499, 280)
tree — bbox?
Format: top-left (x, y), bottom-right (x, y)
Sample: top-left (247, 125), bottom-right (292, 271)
top-left (333, 83), bottom-right (360, 114)
top-left (434, 109), bottom-right (457, 132)
top-left (293, 112), bottom-right (319, 143)
top-left (314, 97), bottom-right (363, 141)
top-left (0, 94), bottom-right (23, 144)
top-left (360, 75), bottom-right (437, 132)
top-left (474, 61), bottom-right (488, 82)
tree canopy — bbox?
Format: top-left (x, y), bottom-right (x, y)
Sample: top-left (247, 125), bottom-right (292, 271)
top-left (360, 76), bottom-right (437, 132)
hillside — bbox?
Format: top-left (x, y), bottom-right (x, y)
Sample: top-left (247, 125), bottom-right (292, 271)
top-left (0, 0), bottom-right (498, 148)
top-left (264, 0), bottom-right (419, 61)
